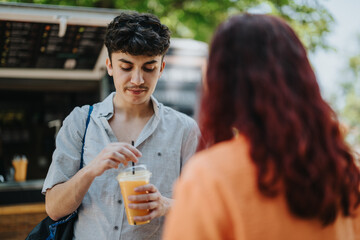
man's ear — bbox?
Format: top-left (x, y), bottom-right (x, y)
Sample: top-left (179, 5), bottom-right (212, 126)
top-left (159, 61), bottom-right (166, 77)
top-left (106, 57), bottom-right (113, 76)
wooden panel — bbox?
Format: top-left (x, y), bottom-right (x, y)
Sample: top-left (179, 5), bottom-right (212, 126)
top-left (0, 203), bottom-right (47, 240)
top-left (0, 203), bottom-right (45, 215)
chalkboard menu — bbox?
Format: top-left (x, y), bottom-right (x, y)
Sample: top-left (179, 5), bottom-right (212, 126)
top-left (0, 20), bottom-right (107, 69)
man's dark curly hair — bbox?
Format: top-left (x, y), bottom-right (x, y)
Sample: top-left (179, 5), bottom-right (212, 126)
top-left (104, 11), bottom-right (171, 59)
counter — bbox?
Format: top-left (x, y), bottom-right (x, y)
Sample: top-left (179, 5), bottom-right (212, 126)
top-left (0, 202), bottom-right (47, 240)
top-left (0, 180), bottom-right (46, 239)
top-left (0, 179), bottom-right (45, 205)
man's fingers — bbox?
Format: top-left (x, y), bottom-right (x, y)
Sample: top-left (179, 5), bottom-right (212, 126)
top-left (103, 147), bottom-right (139, 164)
top-left (105, 151), bottom-right (125, 163)
top-left (128, 201), bottom-right (158, 210)
top-left (134, 184), bottom-right (157, 193)
top-left (124, 144), bottom-right (142, 157)
top-left (107, 159), bottom-right (120, 169)
top-left (117, 147), bottom-right (139, 164)
top-left (108, 142), bottom-right (142, 157)
top-left (128, 192), bottom-right (159, 202)
top-left (133, 210), bottom-right (158, 222)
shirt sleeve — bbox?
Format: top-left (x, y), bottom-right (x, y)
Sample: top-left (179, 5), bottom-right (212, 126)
top-left (180, 117), bottom-right (200, 169)
top-left (42, 105), bottom-right (89, 194)
top-left (163, 157), bottom-right (227, 240)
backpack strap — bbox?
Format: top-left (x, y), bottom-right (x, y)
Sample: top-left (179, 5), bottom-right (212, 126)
top-left (80, 105), bottom-right (93, 170)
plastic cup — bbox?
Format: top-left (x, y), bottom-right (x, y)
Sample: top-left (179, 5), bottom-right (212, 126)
top-left (12, 156), bottom-right (28, 182)
top-left (117, 164), bottom-right (152, 225)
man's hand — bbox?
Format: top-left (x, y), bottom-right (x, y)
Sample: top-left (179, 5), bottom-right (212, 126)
top-left (128, 184), bottom-right (173, 222)
top-left (86, 142), bottom-right (141, 177)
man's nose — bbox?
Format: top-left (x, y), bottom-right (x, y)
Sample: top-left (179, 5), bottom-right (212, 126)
top-left (130, 70), bottom-right (144, 85)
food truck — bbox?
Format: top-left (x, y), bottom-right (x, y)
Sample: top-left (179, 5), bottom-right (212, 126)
top-left (0, 2), bottom-right (207, 238)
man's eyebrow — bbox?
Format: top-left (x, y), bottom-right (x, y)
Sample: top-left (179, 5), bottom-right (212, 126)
top-left (118, 58), bottom-right (133, 64)
top-left (144, 60), bottom-right (157, 65)
top-left (117, 59), bottom-right (158, 65)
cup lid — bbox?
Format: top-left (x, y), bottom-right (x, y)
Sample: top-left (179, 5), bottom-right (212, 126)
top-left (123, 164), bottom-right (147, 173)
top-left (117, 164), bottom-right (151, 181)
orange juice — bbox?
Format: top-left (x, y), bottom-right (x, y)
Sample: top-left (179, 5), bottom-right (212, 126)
top-left (119, 179), bottom-right (150, 225)
top-left (12, 156), bottom-right (28, 182)
top-left (117, 165), bottom-right (152, 225)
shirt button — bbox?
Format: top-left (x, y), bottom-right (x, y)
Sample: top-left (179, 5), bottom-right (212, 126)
top-left (118, 200), bottom-right (122, 204)
top-left (114, 226), bottom-right (119, 230)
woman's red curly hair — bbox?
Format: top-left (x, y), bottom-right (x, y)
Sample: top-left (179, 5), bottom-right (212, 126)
top-left (197, 14), bottom-right (360, 225)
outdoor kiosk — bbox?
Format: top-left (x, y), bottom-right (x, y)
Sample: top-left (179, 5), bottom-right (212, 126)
top-left (0, 3), bottom-right (207, 239)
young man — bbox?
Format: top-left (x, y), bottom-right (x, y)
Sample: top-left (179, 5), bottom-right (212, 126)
top-left (42, 11), bottom-right (199, 239)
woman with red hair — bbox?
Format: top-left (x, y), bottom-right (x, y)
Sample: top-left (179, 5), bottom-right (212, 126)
top-left (163, 14), bottom-right (360, 240)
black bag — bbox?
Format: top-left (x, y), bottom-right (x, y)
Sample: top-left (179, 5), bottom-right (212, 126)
top-left (26, 105), bottom-right (93, 240)
top-left (26, 211), bottom-right (78, 240)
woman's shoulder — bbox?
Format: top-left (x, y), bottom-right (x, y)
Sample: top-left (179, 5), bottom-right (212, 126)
top-left (183, 135), bottom-right (254, 182)
top-left (195, 135), bottom-right (250, 164)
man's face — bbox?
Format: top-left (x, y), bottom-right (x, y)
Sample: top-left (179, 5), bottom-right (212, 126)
top-left (106, 52), bottom-right (165, 106)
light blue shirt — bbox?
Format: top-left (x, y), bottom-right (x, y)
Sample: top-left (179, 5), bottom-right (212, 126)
top-left (42, 92), bottom-right (200, 240)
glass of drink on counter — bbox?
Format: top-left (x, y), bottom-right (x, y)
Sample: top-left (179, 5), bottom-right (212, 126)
top-left (117, 164), bottom-right (152, 225)
top-left (12, 155), bottom-right (28, 182)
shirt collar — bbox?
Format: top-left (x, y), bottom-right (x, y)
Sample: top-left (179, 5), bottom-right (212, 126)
top-left (95, 92), bottom-right (161, 119)
top-left (150, 95), bottom-right (161, 118)
top-left (96, 92), bottom-right (115, 119)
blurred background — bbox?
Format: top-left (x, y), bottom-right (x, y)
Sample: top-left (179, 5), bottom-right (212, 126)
top-left (0, 0), bottom-right (359, 239)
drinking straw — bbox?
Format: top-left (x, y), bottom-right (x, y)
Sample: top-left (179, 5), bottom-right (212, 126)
top-left (131, 141), bottom-right (136, 225)
top-left (131, 141), bottom-right (135, 175)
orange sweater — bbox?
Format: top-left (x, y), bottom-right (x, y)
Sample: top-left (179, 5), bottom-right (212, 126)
top-left (163, 136), bottom-right (360, 240)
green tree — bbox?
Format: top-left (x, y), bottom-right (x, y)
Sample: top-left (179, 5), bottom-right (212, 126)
top-left (338, 34), bottom-right (360, 150)
top-left (2, 0), bottom-right (333, 51)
